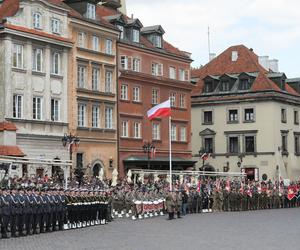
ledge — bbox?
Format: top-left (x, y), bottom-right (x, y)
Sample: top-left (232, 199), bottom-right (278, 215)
top-left (32, 71), bottom-right (46, 77)
top-left (12, 67), bottom-right (27, 74)
top-left (50, 74), bottom-right (63, 79)
top-left (6, 118), bottom-right (68, 126)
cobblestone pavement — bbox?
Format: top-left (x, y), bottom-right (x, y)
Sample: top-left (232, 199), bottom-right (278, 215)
top-left (1, 208), bottom-right (300, 250)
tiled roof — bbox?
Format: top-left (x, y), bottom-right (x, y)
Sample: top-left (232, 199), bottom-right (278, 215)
top-left (96, 5), bottom-right (190, 59)
top-left (0, 145), bottom-right (25, 157)
top-left (4, 23), bottom-right (73, 43)
top-left (191, 45), bottom-right (299, 97)
top-left (0, 122), bottom-right (17, 131)
top-left (0, 0), bottom-right (19, 20)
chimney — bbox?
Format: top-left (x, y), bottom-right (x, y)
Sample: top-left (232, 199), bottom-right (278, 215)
top-left (209, 53), bottom-right (216, 61)
top-left (269, 59), bottom-right (279, 72)
top-left (231, 51), bottom-right (238, 61)
top-left (258, 56), bottom-right (269, 70)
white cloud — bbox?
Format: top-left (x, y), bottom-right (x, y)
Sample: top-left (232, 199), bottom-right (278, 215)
top-left (126, 0), bottom-right (300, 77)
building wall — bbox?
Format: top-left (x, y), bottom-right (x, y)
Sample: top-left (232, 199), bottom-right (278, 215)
top-left (192, 100), bottom-right (300, 180)
top-left (68, 19), bottom-right (119, 178)
top-left (118, 43), bottom-right (193, 176)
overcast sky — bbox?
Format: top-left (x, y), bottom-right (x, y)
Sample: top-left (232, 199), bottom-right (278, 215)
top-left (126, 0), bottom-right (300, 78)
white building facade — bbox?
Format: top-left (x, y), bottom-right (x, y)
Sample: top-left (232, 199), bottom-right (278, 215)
top-left (0, 0), bottom-right (72, 177)
top-left (191, 45), bottom-right (300, 181)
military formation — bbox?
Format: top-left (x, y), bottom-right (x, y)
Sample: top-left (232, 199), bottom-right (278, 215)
top-left (1, 178), bottom-right (300, 239)
top-left (0, 186), bottom-right (110, 239)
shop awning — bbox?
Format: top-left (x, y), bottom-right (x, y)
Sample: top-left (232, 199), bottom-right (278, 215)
top-left (123, 156), bottom-right (197, 166)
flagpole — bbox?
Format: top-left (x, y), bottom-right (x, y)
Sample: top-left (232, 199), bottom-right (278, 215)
top-left (169, 115), bottom-right (172, 191)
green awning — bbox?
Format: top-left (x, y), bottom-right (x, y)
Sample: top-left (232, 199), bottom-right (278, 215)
top-left (123, 156), bottom-right (197, 166)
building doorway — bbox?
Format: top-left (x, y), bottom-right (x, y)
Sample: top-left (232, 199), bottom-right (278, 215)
top-left (93, 163), bottom-right (102, 177)
top-left (36, 168), bottom-right (44, 178)
top-left (243, 168), bottom-right (259, 181)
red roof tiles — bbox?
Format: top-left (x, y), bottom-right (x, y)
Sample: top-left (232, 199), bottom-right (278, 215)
top-left (0, 145), bottom-right (24, 157)
top-left (191, 45), bottom-right (299, 96)
top-left (0, 0), bottom-right (19, 20)
top-left (0, 122), bottom-right (17, 131)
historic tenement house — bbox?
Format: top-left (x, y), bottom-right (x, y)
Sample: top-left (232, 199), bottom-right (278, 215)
top-left (98, 0), bottom-right (195, 177)
top-left (63, 0), bottom-right (119, 178)
top-left (191, 45), bottom-right (300, 181)
top-left (0, 0), bottom-right (72, 177)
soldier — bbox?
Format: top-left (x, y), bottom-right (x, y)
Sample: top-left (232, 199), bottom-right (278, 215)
top-left (165, 192), bottom-right (175, 220)
top-left (57, 188), bottom-right (66, 230)
top-left (175, 190), bottom-right (182, 218)
top-left (32, 188), bottom-right (41, 234)
top-left (16, 188), bottom-right (26, 236)
top-left (24, 187), bottom-right (34, 235)
top-left (0, 187), bottom-right (11, 238)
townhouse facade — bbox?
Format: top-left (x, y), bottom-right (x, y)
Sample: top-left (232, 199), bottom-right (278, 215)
top-left (98, 1), bottom-right (195, 177)
top-left (0, 0), bottom-right (72, 177)
top-left (191, 45), bottom-right (300, 181)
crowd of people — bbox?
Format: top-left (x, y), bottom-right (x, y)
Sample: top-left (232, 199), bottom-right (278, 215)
top-left (1, 174), bottom-right (300, 239)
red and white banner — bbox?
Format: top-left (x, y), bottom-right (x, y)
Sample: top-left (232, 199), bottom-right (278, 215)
top-left (201, 153), bottom-right (211, 161)
top-left (147, 100), bottom-right (171, 120)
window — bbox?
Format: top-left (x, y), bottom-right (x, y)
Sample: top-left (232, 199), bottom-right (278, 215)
top-left (117, 25), bottom-right (124, 39)
top-left (184, 70), bottom-right (189, 81)
top-left (294, 110), bottom-right (299, 125)
top-left (33, 12), bottom-right (42, 29)
top-left (229, 136), bottom-right (239, 153)
top-left (121, 121), bottom-right (129, 137)
top-left (132, 29), bottom-right (140, 43)
top-left (244, 108), bottom-right (254, 122)
top-left (228, 109), bottom-right (238, 123)
top-left (179, 69), bottom-right (185, 81)
top-left (171, 125), bottom-right (177, 141)
top-left (92, 105), bottom-right (100, 128)
top-left (105, 39), bottom-right (113, 55)
top-left (153, 35), bottom-right (162, 48)
top-left (281, 133), bottom-right (288, 153)
top-left (170, 93), bottom-right (176, 107)
top-left (152, 123), bottom-right (160, 140)
top-left (92, 68), bottom-right (100, 91)
top-left (152, 63), bottom-right (163, 76)
top-left (152, 89), bottom-right (159, 105)
top-left (179, 94), bottom-right (186, 109)
top-left (245, 136), bottom-right (255, 153)
top-left (105, 107), bottom-right (113, 129)
top-left (120, 84), bottom-right (128, 100)
top-left (78, 32), bottom-right (86, 48)
top-left (133, 86), bottom-right (140, 102)
top-left (204, 81), bottom-right (214, 93)
top-left (120, 56), bottom-right (128, 70)
top-left (78, 104), bottom-right (86, 127)
top-left (204, 137), bottom-right (213, 153)
top-left (13, 95), bottom-right (23, 118)
top-left (32, 48), bottom-right (43, 72)
top-left (77, 65), bottom-right (86, 88)
top-left (169, 67), bottom-right (176, 79)
top-left (92, 36), bottom-right (99, 51)
top-left (295, 134), bottom-right (300, 154)
top-left (133, 122), bottom-right (141, 138)
top-left (51, 18), bottom-right (60, 34)
top-left (105, 71), bottom-right (113, 93)
top-left (239, 78), bottom-right (251, 90)
top-left (220, 81), bottom-right (230, 92)
top-left (12, 44), bottom-right (24, 69)
top-left (132, 58), bottom-right (140, 72)
top-left (281, 108), bottom-right (287, 123)
top-left (33, 97), bottom-right (42, 120)
top-left (86, 3), bottom-right (96, 19)
top-left (203, 111), bottom-right (213, 124)
top-left (51, 52), bottom-right (61, 75)
top-left (76, 153), bottom-right (83, 169)
top-left (51, 99), bottom-right (60, 121)
top-left (180, 127), bottom-right (187, 142)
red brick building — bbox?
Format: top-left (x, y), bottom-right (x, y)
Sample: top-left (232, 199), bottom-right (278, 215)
top-left (98, 1), bottom-right (195, 177)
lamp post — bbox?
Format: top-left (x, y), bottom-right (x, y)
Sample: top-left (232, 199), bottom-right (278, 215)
top-left (143, 142), bottom-right (155, 170)
top-left (62, 133), bottom-right (80, 179)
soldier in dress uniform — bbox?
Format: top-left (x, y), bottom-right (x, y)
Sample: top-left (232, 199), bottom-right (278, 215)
top-left (0, 187), bottom-right (11, 238)
top-left (24, 187), bottom-right (34, 235)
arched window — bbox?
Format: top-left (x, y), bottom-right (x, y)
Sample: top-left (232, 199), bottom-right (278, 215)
top-left (33, 12), bottom-right (42, 29)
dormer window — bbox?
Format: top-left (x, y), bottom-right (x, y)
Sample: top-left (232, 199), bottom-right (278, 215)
top-left (153, 35), bottom-right (162, 48)
top-left (239, 78), bottom-right (251, 90)
top-left (86, 3), bottom-right (96, 20)
top-left (132, 29), bottom-right (140, 43)
top-left (117, 25), bottom-right (124, 39)
top-left (220, 81), bottom-right (230, 92)
top-left (204, 81), bottom-right (214, 93)
top-left (33, 12), bottom-right (42, 29)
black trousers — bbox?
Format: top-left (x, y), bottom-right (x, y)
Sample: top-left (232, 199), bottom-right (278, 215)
top-left (32, 213), bottom-right (40, 233)
top-left (17, 214), bottom-right (25, 236)
top-left (1, 215), bottom-right (10, 238)
top-left (25, 213), bottom-right (33, 235)
top-left (39, 213), bottom-right (47, 233)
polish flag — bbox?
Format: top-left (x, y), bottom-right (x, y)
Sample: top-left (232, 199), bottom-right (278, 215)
top-left (201, 153), bottom-right (210, 161)
top-left (147, 100), bottom-right (171, 120)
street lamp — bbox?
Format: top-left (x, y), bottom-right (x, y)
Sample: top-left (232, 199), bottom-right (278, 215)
top-left (62, 133), bottom-right (80, 179)
top-left (143, 142), bottom-right (155, 169)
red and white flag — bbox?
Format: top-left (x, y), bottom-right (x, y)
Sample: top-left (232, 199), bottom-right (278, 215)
top-left (151, 147), bottom-right (156, 159)
top-left (147, 100), bottom-right (171, 120)
top-left (201, 153), bottom-right (210, 161)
